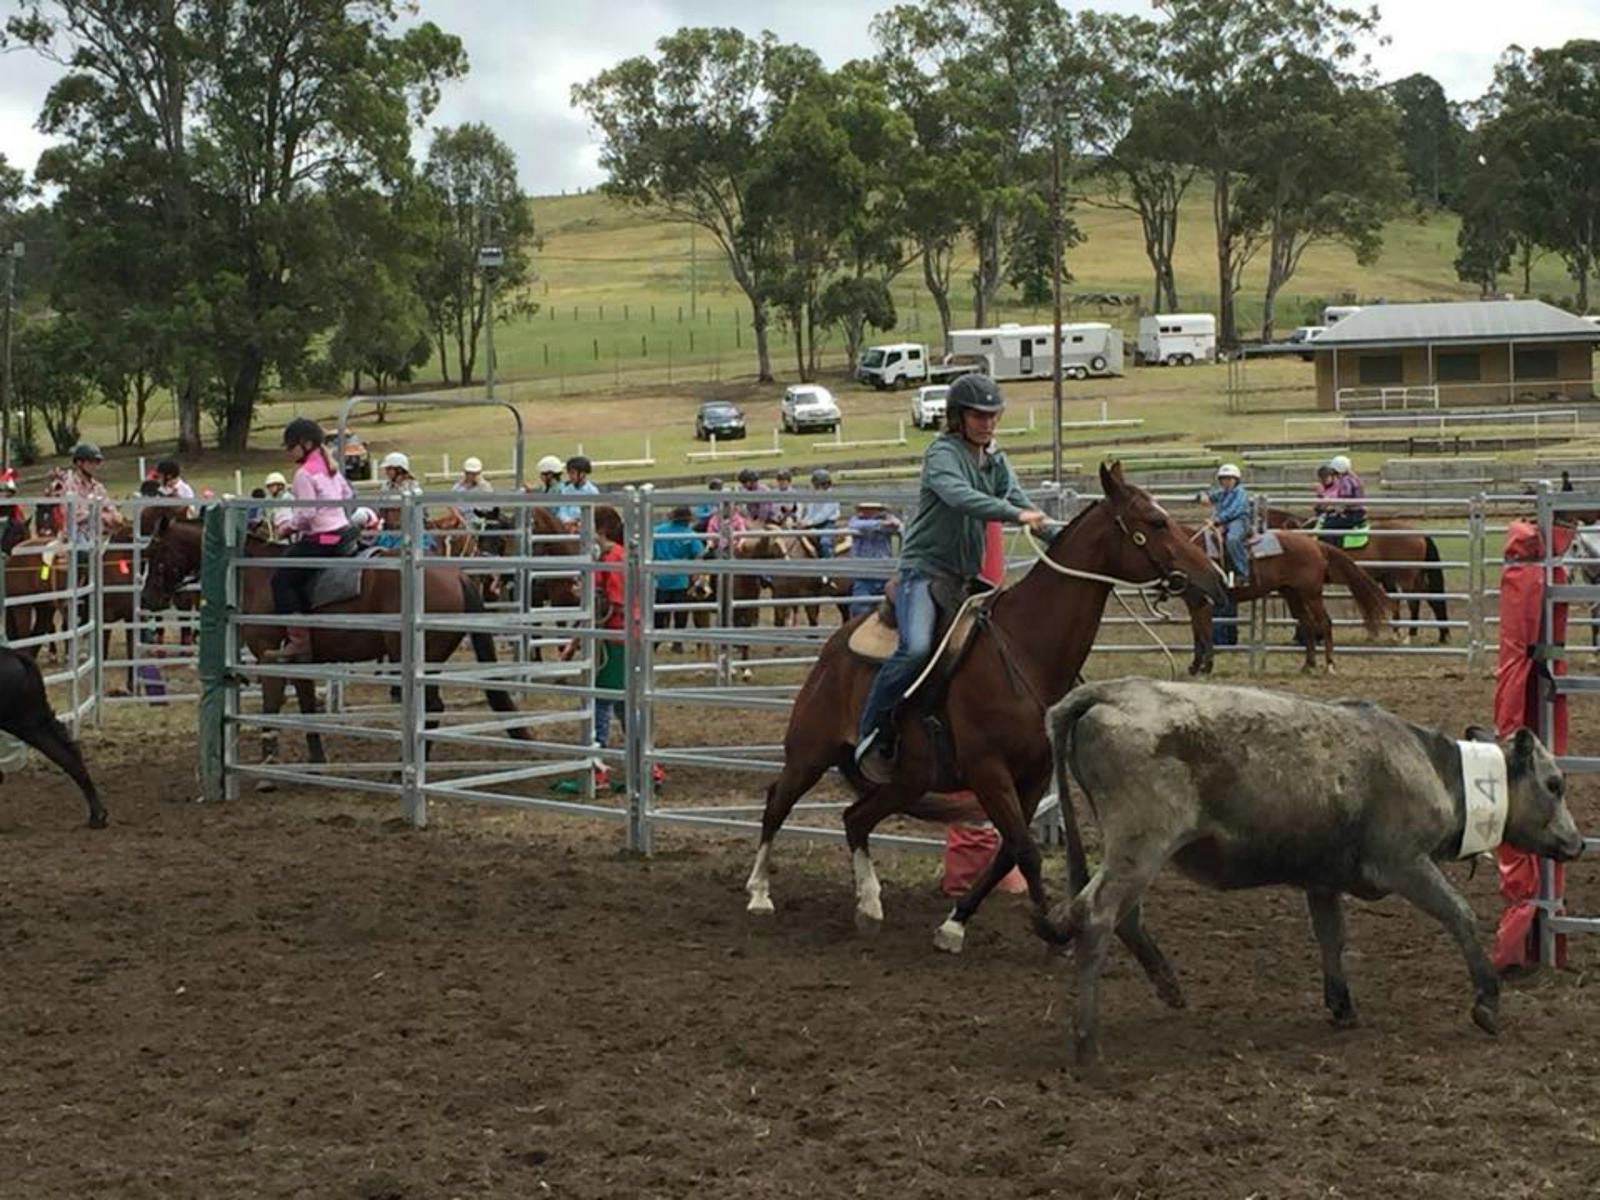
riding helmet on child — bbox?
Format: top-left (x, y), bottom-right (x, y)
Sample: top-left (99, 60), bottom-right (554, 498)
top-left (775, 467), bottom-right (792, 482)
top-left (462, 456), bottom-right (484, 474)
top-left (1216, 463), bottom-right (1242, 481)
top-left (537, 454), bottom-right (563, 476)
top-left (71, 441), bottom-right (105, 462)
top-left (736, 467), bottom-right (759, 485)
top-left (380, 451), bottom-right (411, 474)
top-left (810, 468), bottom-right (831, 486)
top-left (1329, 454), bottom-right (1352, 474)
top-left (945, 374), bottom-right (1005, 427)
top-left (281, 418), bottom-right (325, 449)
top-left (263, 471), bottom-right (288, 489)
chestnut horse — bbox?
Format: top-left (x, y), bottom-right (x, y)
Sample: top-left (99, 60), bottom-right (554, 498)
top-left (745, 462), bottom-right (1228, 955)
top-left (1183, 527), bottom-right (1392, 675)
top-left (139, 516), bottom-right (529, 781)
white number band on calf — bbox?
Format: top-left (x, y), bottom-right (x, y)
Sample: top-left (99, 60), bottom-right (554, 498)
top-left (1456, 740), bottom-right (1509, 858)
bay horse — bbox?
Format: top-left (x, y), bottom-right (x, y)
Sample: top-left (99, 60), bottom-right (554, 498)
top-left (1182, 526), bottom-right (1394, 675)
top-left (748, 524), bottom-right (854, 629)
top-left (139, 516), bottom-right (530, 781)
top-left (744, 462), bottom-right (1228, 954)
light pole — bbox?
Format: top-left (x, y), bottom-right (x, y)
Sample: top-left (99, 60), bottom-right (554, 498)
top-left (1049, 109), bottom-right (1079, 492)
top-left (1, 241), bottom-right (21, 472)
top-left (478, 243), bottom-right (504, 400)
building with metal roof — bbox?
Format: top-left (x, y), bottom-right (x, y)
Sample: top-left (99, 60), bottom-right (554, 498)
top-left (1308, 300), bottom-right (1600, 410)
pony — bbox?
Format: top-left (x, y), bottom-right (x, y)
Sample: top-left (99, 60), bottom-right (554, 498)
top-left (139, 516), bottom-right (530, 784)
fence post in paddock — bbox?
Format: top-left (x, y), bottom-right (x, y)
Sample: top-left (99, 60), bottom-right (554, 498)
top-left (89, 535), bottom-right (104, 724)
top-left (625, 486), bottom-right (651, 853)
top-left (1467, 493), bottom-right (1487, 670)
top-left (1247, 491), bottom-right (1269, 674)
top-left (1535, 487), bottom-right (1600, 965)
top-left (197, 504), bottom-right (230, 804)
top-left (399, 492), bottom-right (424, 827)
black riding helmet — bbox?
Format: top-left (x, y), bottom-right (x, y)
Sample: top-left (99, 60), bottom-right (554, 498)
top-left (282, 417), bottom-right (326, 448)
top-left (946, 373), bottom-right (1005, 428)
top-left (566, 454), bottom-right (592, 474)
top-left (71, 441), bottom-right (104, 462)
top-left (737, 467), bottom-right (759, 484)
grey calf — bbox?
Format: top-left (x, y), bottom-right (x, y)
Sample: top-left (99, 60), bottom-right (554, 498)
top-left (1043, 678), bottom-right (1583, 1068)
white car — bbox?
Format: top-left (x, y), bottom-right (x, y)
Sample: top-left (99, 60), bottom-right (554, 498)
top-left (911, 384), bottom-right (950, 430)
top-left (780, 384), bottom-right (841, 434)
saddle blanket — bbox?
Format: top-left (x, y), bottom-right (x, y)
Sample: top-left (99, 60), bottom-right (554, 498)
top-left (308, 547), bottom-right (382, 610)
top-left (1249, 530), bottom-right (1283, 559)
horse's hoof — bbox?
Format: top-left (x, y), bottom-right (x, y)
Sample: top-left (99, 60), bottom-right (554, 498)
top-left (746, 894), bottom-right (774, 916)
top-left (1325, 663), bottom-right (1338, 675)
top-left (932, 918), bottom-right (966, 954)
top-left (1328, 1009), bottom-right (1360, 1030)
top-left (854, 907), bottom-right (883, 937)
top-left (87, 812), bottom-right (109, 830)
top-left (255, 776), bottom-right (278, 794)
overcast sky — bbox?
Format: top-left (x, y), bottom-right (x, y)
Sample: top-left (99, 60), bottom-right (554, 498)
top-left (2, 0), bottom-right (1596, 197)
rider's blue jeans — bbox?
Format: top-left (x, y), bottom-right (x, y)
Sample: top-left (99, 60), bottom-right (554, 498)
top-left (1223, 517), bottom-right (1249, 581)
top-left (857, 569), bottom-right (936, 743)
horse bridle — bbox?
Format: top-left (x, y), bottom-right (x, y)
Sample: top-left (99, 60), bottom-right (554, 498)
top-left (1112, 512), bottom-right (1191, 600)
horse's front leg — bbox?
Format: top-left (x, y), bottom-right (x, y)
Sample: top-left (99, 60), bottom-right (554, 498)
top-left (293, 676), bottom-right (325, 765)
top-left (256, 673), bottom-right (287, 792)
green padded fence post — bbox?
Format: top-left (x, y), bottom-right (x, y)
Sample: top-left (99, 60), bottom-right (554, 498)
top-left (197, 505), bottom-right (228, 803)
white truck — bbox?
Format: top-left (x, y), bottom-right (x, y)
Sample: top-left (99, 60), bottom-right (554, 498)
top-left (1135, 313), bottom-right (1216, 366)
top-left (946, 322), bottom-right (1124, 381)
top-left (855, 342), bottom-right (969, 390)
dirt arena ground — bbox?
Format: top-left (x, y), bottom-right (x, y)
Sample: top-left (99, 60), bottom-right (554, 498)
top-left (4, 660), bottom-right (1600, 1199)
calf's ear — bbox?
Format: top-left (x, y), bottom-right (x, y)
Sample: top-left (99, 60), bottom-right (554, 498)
top-left (1508, 726), bottom-right (1539, 772)
top-left (1463, 723), bottom-right (1495, 743)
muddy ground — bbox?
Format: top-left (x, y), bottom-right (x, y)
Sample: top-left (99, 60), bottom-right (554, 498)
top-left (3, 660), bottom-right (1599, 1199)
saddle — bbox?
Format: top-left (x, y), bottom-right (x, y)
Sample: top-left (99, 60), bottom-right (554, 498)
top-left (847, 576), bottom-right (992, 697)
top-left (308, 545), bottom-right (381, 610)
top-left (1312, 518), bottom-right (1369, 550)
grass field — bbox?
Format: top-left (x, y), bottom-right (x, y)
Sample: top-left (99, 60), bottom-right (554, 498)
top-left (32, 181), bottom-right (1594, 496)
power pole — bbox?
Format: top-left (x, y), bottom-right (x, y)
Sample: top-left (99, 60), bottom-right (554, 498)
top-left (1, 242), bottom-right (19, 472)
top-left (1050, 110), bottom-right (1064, 490)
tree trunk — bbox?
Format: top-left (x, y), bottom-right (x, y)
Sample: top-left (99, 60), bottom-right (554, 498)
top-left (177, 377), bottom-right (203, 453)
top-left (751, 298), bottom-right (773, 383)
top-left (1213, 171), bottom-right (1237, 347)
top-left (924, 249), bottom-right (954, 355)
top-left (973, 207), bottom-right (1002, 327)
top-left (1521, 241), bottom-right (1534, 296)
top-left (219, 353), bottom-right (264, 452)
top-left (792, 306), bottom-right (807, 382)
top-left (132, 375), bottom-right (152, 447)
top-left (436, 331), bottom-right (450, 383)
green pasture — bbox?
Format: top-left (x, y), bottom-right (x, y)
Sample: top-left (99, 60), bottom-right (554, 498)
top-left (36, 182), bottom-right (1598, 496)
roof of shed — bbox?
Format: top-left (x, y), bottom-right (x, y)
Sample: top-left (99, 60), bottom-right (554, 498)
top-left (1314, 300), bottom-right (1600, 349)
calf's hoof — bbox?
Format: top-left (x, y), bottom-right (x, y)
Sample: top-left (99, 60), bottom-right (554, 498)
top-left (746, 894), bottom-right (774, 916)
top-left (932, 917), bottom-right (966, 954)
top-left (87, 811), bottom-right (110, 830)
top-left (1471, 1000), bottom-right (1501, 1037)
top-left (1328, 1009), bottom-right (1359, 1030)
top-left (1154, 972), bottom-right (1187, 1010)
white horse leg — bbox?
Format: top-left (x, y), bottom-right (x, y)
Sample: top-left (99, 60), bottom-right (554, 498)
top-left (745, 842), bottom-right (775, 915)
top-left (852, 846), bottom-right (884, 933)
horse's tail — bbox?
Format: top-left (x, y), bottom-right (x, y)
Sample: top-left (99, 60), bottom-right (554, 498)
top-left (1422, 536), bottom-right (1450, 624)
top-left (1320, 543), bottom-right (1390, 637)
top-left (1034, 688), bottom-right (1097, 947)
top-left (460, 575), bottom-right (531, 740)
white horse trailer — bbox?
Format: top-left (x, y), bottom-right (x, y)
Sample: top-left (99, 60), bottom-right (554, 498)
top-left (1136, 313), bottom-right (1217, 365)
top-left (946, 322), bottom-right (1124, 382)
top-left (1323, 305), bottom-right (1363, 326)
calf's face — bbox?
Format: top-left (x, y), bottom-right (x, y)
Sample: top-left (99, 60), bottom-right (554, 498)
top-left (1500, 728), bottom-right (1585, 861)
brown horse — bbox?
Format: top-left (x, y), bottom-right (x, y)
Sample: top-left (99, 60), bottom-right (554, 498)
top-left (744, 462), bottom-right (1227, 955)
top-left (1183, 527), bottom-right (1392, 675)
top-left (1309, 521), bottom-right (1450, 643)
top-left (3, 536), bottom-right (65, 651)
top-left (746, 524), bottom-right (854, 629)
top-left (139, 516), bottom-right (529, 782)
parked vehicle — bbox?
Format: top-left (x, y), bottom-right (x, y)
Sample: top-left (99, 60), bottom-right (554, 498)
top-left (910, 384), bottom-right (950, 430)
top-left (1323, 305), bottom-right (1362, 326)
top-left (780, 385), bottom-right (841, 434)
top-left (1287, 325), bottom-right (1326, 362)
top-left (857, 341), bottom-right (971, 389)
top-left (1136, 313), bottom-right (1216, 366)
top-left (695, 400), bottom-right (747, 441)
top-left (946, 322), bottom-right (1124, 381)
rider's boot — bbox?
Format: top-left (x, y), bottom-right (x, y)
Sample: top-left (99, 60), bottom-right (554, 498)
top-left (854, 720), bottom-right (897, 786)
top-left (263, 626), bottom-right (313, 664)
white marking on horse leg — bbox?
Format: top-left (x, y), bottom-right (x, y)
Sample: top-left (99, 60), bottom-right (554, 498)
top-left (933, 909), bottom-right (966, 954)
top-left (745, 842), bottom-right (775, 915)
top-left (853, 847), bottom-right (883, 932)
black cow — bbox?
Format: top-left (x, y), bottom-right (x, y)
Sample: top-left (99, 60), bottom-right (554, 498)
top-left (0, 646), bottom-right (107, 827)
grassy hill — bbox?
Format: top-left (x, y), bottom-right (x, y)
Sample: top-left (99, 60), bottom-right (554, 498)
top-left (43, 182), bottom-right (1588, 496)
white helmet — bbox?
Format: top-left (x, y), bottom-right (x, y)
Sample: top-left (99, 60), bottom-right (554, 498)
top-left (263, 471), bottom-right (288, 488)
top-left (537, 454), bottom-right (564, 475)
top-left (462, 456), bottom-right (484, 474)
top-left (380, 451), bottom-right (410, 474)
top-left (1216, 463), bottom-right (1242, 480)
top-left (351, 506), bottom-right (379, 529)
top-left (1330, 454), bottom-right (1352, 474)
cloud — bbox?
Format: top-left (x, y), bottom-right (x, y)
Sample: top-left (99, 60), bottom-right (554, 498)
top-left (0, 1), bottom-right (1593, 196)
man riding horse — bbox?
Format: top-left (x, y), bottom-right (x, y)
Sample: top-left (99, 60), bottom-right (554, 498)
top-left (854, 373), bottom-right (1052, 784)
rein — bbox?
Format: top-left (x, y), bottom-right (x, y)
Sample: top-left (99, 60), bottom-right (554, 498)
top-left (1020, 522), bottom-right (1181, 680)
